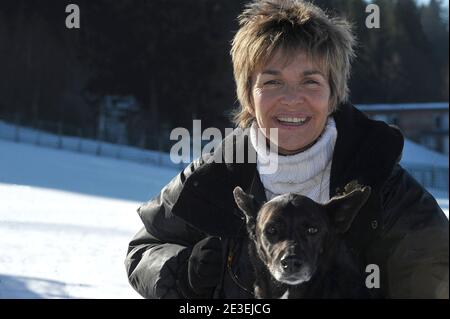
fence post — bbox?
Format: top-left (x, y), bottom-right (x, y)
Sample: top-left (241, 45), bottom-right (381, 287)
top-left (14, 113), bottom-right (20, 143)
top-left (431, 166), bottom-right (436, 190)
top-left (96, 136), bottom-right (102, 156)
top-left (96, 141), bottom-right (101, 156)
top-left (116, 136), bottom-right (121, 159)
top-left (158, 134), bottom-right (163, 166)
top-left (57, 122), bottom-right (63, 149)
top-left (141, 134), bottom-right (148, 162)
top-left (95, 124), bottom-right (102, 156)
top-left (77, 128), bottom-right (82, 152)
top-left (35, 120), bottom-right (42, 146)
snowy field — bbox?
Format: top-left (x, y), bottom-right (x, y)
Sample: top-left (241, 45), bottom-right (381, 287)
top-left (0, 139), bottom-right (178, 298)
top-left (0, 137), bottom-right (448, 299)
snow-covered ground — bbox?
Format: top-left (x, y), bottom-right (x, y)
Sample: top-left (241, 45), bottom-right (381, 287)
top-left (0, 139), bottom-right (178, 298)
top-left (0, 135), bottom-right (448, 299)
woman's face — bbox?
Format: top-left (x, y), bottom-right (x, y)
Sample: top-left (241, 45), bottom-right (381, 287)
top-left (250, 49), bottom-right (331, 155)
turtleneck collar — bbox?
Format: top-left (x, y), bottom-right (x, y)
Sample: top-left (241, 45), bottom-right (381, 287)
top-left (249, 117), bottom-right (338, 202)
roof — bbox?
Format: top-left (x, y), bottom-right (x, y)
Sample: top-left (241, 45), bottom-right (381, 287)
top-left (356, 103), bottom-right (449, 112)
top-left (401, 138), bottom-right (449, 168)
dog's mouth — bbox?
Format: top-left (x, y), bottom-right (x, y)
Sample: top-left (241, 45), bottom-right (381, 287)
top-left (273, 265), bottom-right (314, 285)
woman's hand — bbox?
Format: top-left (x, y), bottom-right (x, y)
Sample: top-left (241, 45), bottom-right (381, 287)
top-left (187, 236), bottom-right (224, 297)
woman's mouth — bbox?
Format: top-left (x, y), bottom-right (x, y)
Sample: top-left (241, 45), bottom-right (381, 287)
top-left (275, 116), bottom-right (311, 127)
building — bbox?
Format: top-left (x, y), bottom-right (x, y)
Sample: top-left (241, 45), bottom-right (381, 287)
top-left (356, 103), bottom-right (449, 155)
top-left (400, 138), bottom-right (448, 196)
top-left (97, 95), bottom-right (140, 144)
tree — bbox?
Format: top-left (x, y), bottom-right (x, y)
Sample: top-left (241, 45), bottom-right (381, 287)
top-left (420, 0), bottom-right (449, 99)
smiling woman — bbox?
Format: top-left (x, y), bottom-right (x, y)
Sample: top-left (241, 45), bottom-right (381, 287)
top-left (251, 50), bottom-right (331, 154)
top-left (125, 0), bottom-right (449, 299)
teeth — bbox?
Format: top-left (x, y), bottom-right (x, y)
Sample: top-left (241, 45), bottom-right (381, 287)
top-left (277, 117), bottom-right (308, 123)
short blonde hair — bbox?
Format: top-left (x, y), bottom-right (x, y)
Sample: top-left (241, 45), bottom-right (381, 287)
top-left (231, 0), bottom-right (356, 128)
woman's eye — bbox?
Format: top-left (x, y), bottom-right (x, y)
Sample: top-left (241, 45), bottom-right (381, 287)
top-left (263, 80), bottom-right (281, 86)
top-left (307, 227), bottom-right (318, 235)
top-left (266, 226), bottom-right (278, 235)
top-left (304, 79), bottom-right (319, 85)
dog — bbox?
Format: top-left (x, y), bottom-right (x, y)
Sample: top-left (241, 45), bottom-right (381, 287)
top-left (233, 181), bottom-right (372, 299)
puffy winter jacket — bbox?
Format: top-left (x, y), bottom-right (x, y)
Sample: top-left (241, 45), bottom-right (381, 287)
top-left (125, 103), bottom-right (449, 299)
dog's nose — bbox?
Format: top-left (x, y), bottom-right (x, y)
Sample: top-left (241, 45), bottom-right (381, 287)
top-left (280, 256), bottom-right (303, 272)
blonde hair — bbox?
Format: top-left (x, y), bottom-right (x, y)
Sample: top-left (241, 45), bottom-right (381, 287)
top-left (231, 0), bottom-right (356, 128)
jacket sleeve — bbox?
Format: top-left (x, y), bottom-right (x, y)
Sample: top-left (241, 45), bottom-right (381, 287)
top-left (124, 158), bottom-right (208, 299)
top-left (377, 164), bottom-right (449, 298)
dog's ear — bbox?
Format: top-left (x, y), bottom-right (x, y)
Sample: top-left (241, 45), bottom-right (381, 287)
top-left (325, 185), bottom-right (371, 233)
top-left (233, 186), bottom-right (261, 224)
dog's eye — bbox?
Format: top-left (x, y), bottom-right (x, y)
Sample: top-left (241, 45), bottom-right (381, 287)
top-left (307, 227), bottom-right (318, 235)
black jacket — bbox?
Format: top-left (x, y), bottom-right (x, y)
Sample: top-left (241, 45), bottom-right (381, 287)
top-left (125, 103), bottom-right (449, 299)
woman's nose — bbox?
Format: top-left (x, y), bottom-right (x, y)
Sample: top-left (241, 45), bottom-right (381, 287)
top-left (280, 84), bottom-right (306, 106)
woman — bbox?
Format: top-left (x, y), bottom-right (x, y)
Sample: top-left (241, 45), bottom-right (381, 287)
top-left (125, 0), bottom-right (448, 299)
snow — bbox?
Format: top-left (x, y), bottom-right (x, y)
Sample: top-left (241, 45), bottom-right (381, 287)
top-left (0, 126), bottom-right (448, 299)
top-left (0, 184), bottom-right (142, 298)
top-left (401, 139), bottom-right (448, 168)
top-left (0, 139), bottom-right (178, 298)
top-left (0, 120), bottom-right (185, 172)
top-left (0, 138), bottom-right (178, 202)
top-left (357, 102), bottom-right (449, 112)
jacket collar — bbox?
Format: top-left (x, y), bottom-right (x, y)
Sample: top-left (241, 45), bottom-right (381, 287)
top-left (171, 127), bottom-right (257, 237)
top-left (330, 102), bottom-right (403, 195)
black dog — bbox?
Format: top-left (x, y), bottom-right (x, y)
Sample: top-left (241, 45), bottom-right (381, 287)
top-left (233, 182), bottom-right (372, 299)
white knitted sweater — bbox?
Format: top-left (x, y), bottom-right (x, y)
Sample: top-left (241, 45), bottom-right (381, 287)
top-left (249, 117), bottom-right (338, 204)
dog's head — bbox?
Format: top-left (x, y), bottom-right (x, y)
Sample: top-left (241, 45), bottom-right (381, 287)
top-left (233, 183), bottom-right (371, 286)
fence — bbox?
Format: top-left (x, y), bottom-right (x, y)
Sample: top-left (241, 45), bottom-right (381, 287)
top-left (0, 116), bottom-right (448, 196)
top-left (402, 163), bottom-right (449, 196)
top-left (0, 117), bottom-right (187, 171)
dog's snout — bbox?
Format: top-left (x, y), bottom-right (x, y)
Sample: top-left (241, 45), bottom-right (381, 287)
top-left (280, 255), bottom-right (303, 273)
